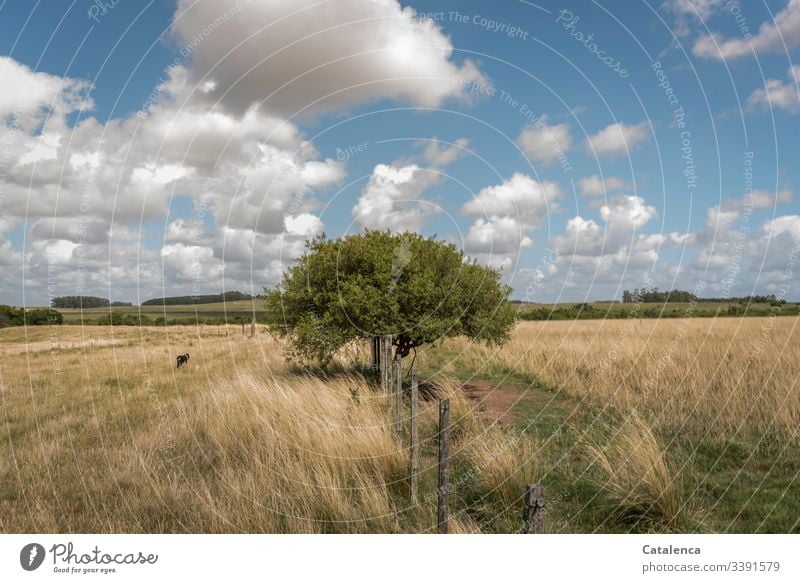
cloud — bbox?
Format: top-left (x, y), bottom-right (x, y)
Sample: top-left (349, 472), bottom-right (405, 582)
top-left (600, 195), bottom-right (659, 232)
top-left (552, 195), bottom-right (661, 257)
top-left (681, 190), bottom-right (800, 296)
top-left (747, 66), bottom-right (800, 114)
top-left (165, 218), bottom-right (214, 246)
top-left (1, 0), bottom-right (491, 305)
top-left (720, 189), bottom-right (794, 211)
top-left (0, 58), bottom-right (344, 304)
top-left (664, 0), bottom-right (723, 20)
top-left (464, 216), bottom-right (532, 271)
top-left (527, 194), bottom-right (691, 301)
top-left (170, 0), bottom-right (489, 116)
top-left (352, 163), bottom-right (441, 232)
top-left (420, 137), bottom-right (471, 166)
top-left (30, 217), bottom-right (109, 245)
top-left (0, 56), bottom-right (92, 130)
top-left (578, 174), bottom-right (632, 197)
top-left (461, 173), bottom-right (562, 270)
top-left (285, 213), bottom-right (324, 237)
top-left (585, 122), bottom-right (649, 158)
top-left (462, 173), bottom-right (562, 228)
top-left (516, 187), bottom-right (799, 302)
top-left (693, 0), bottom-right (800, 59)
top-left (762, 214), bottom-right (800, 238)
top-left (1, 0), bottom-right (497, 304)
top-left (516, 116), bottom-right (573, 165)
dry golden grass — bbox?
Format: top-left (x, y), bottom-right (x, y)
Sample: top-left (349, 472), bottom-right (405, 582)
top-left (3, 317), bottom-right (796, 533)
top-left (418, 317), bottom-right (800, 532)
top-left (582, 413), bottom-right (689, 529)
top-left (437, 317), bottom-right (800, 441)
top-left (0, 325), bottom-right (541, 533)
top-left (457, 428), bottom-right (542, 512)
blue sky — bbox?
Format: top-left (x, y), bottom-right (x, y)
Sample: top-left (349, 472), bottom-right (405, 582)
top-left (0, 0), bottom-right (798, 305)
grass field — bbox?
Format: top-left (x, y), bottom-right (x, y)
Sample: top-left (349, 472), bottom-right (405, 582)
top-left (40, 298), bottom-right (800, 326)
top-left (514, 300), bottom-right (800, 320)
top-left (420, 317), bottom-right (800, 532)
top-left (54, 299), bottom-right (267, 324)
top-left (1, 317), bottom-right (798, 533)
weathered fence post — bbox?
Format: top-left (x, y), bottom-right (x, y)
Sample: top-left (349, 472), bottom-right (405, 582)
top-left (380, 335), bottom-right (392, 394)
top-left (409, 370), bottom-right (419, 504)
top-left (371, 337), bottom-right (380, 372)
top-left (437, 398), bottom-right (450, 534)
top-left (394, 358), bottom-right (402, 439)
top-left (522, 484), bottom-right (545, 534)
top-left (241, 320), bottom-right (245, 337)
top-left (250, 315), bottom-right (256, 337)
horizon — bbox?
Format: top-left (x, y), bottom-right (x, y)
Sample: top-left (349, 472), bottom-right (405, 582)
top-left (9, 289), bottom-right (799, 310)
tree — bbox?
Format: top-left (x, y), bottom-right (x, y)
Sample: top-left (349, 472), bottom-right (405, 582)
top-left (265, 231), bottom-right (516, 365)
top-left (24, 308), bottom-right (64, 325)
top-left (52, 295), bottom-right (110, 308)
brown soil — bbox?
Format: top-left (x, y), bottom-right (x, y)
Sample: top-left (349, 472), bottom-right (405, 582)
top-left (460, 380), bottom-right (526, 425)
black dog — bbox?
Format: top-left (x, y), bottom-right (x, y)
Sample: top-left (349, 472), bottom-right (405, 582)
top-left (176, 353), bottom-right (190, 369)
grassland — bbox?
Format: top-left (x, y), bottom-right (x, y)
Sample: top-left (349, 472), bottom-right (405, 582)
top-left (515, 300), bottom-right (800, 320)
top-left (1, 317), bottom-right (798, 533)
top-left (420, 317), bottom-right (800, 532)
top-left (54, 299), bottom-right (267, 324)
top-left (33, 298), bottom-right (800, 326)
top-left (0, 325), bottom-right (538, 533)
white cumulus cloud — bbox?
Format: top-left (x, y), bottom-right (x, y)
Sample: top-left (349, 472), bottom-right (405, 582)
top-left (352, 163), bottom-right (441, 232)
top-left (747, 66), bottom-right (800, 114)
top-left (693, 0), bottom-right (800, 59)
top-left (420, 137), bottom-right (471, 167)
top-left (516, 116), bottom-right (573, 166)
top-left (578, 174), bottom-right (632, 197)
top-left (462, 173), bottom-right (561, 228)
top-left (461, 173), bottom-right (562, 271)
top-left (170, 0), bottom-right (489, 116)
top-left (586, 122), bottom-right (649, 158)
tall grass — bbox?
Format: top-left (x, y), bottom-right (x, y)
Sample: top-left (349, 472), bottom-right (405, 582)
top-left (0, 325), bottom-right (540, 533)
top-left (582, 413), bottom-right (690, 530)
top-left (434, 318), bottom-right (800, 441)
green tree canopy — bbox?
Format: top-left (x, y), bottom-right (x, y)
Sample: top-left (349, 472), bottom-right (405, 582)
top-left (265, 231), bottom-right (516, 364)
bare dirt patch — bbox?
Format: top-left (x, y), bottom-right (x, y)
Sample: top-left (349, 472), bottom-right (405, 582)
top-left (460, 380), bottom-right (526, 425)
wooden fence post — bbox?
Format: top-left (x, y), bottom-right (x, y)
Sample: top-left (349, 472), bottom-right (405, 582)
top-left (522, 484), bottom-right (545, 534)
top-left (437, 398), bottom-right (450, 534)
top-left (250, 315), bottom-right (256, 337)
top-left (378, 337), bottom-right (384, 391)
top-left (371, 337), bottom-right (379, 372)
top-left (381, 335), bottom-right (392, 394)
top-left (377, 337), bottom-right (384, 390)
top-left (394, 358), bottom-right (402, 439)
top-left (241, 320), bottom-right (245, 337)
top-left (409, 370), bottom-right (419, 504)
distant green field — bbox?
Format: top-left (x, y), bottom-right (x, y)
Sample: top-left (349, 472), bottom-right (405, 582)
top-left (55, 299), bottom-right (267, 324)
top-left (23, 298), bottom-right (800, 326)
top-left (514, 300), bottom-right (800, 320)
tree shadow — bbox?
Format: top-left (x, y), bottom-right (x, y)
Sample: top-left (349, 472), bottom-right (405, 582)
top-left (285, 361), bottom-right (446, 400)
top-left (286, 361), bottom-right (378, 384)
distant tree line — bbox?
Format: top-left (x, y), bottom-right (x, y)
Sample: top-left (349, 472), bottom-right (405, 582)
top-left (0, 305), bottom-right (64, 327)
top-left (727, 294), bottom-right (786, 305)
top-left (92, 313), bottom-right (271, 326)
top-left (518, 301), bottom-right (799, 322)
top-left (622, 288), bottom-right (786, 305)
top-left (142, 291), bottom-right (254, 306)
top-left (51, 296), bottom-right (132, 308)
top-left (622, 288), bottom-right (696, 303)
